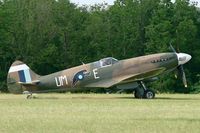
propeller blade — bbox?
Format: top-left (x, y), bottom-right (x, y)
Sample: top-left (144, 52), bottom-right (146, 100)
top-left (180, 65), bottom-right (187, 88)
top-left (176, 44), bottom-right (180, 53)
top-left (170, 44), bottom-right (176, 53)
top-left (175, 73), bottom-right (178, 79)
top-left (170, 43), bottom-right (180, 53)
top-left (177, 65), bottom-right (188, 88)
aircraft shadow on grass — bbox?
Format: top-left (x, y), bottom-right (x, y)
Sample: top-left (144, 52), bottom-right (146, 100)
top-left (155, 97), bottom-right (200, 101)
top-left (30, 95), bottom-right (200, 101)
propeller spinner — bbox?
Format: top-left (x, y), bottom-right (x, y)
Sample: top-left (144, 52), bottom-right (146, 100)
top-left (177, 53), bottom-right (192, 65)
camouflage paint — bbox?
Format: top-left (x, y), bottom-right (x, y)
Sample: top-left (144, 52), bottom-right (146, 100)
top-left (7, 53), bottom-right (178, 94)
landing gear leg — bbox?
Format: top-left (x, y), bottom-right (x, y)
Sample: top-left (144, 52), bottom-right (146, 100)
top-left (134, 81), bottom-right (155, 99)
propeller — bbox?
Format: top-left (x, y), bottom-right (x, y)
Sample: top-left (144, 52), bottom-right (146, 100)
top-left (170, 44), bottom-right (191, 88)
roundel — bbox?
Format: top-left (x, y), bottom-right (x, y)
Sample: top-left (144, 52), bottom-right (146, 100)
top-left (78, 74), bottom-right (83, 80)
top-left (72, 70), bottom-right (87, 86)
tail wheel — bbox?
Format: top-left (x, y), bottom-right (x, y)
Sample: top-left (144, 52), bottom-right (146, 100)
top-left (144, 89), bottom-right (155, 99)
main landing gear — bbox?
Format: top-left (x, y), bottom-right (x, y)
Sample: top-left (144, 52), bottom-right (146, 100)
top-left (134, 81), bottom-right (155, 99)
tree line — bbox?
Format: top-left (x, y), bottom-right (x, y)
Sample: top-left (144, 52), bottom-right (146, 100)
top-left (0, 0), bottom-right (200, 93)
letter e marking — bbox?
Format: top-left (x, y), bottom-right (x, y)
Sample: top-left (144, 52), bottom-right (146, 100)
top-left (93, 68), bottom-right (100, 79)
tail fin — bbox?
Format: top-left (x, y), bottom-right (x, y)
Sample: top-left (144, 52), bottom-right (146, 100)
top-left (7, 61), bottom-right (40, 94)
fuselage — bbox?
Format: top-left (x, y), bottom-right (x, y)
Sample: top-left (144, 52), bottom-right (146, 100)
top-left (35, 52), bottom-right (179, 92)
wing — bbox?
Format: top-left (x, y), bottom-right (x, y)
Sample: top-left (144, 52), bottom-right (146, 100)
top-left (85, 74), bottom-right (136, 88)
top-left (85, 67), bottom-right (165, 88)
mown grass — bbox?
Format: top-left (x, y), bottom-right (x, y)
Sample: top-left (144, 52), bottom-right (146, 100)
top-left (0, 93), bottom-right (200, 133)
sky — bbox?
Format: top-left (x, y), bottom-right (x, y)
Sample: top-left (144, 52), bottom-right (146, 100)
top-left (70, 0), bottom-right (200, 7)
top-left (70, 0), bottom-right (115, 6)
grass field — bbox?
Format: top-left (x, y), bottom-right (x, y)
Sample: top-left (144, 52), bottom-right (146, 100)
top-left (0, 94), bottom-right (200, 133)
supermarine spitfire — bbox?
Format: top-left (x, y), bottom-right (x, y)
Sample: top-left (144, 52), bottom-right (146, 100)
top-left (7, 45), bottom-right (192, 99)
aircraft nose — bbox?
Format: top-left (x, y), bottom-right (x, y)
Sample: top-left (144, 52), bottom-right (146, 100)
top-left (177, 53), bottom-right (192, 65)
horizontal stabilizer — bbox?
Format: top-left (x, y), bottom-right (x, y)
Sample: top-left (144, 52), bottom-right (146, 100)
top-left (18, 80), bottom-right (40, 85)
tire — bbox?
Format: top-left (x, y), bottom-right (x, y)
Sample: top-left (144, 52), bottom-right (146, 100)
top-left (134, 88), bottom-right (144, 99)
top-left (144, 89), bottom-right (155, 99)
top-left (27, 94), bottom-right (32, 99)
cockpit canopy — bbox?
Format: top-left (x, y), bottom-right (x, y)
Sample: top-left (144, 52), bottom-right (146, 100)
top-left (100, 57), bottom-right (118, 67)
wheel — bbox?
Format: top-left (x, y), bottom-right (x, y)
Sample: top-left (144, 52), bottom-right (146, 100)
top-left (144, 89), bottom-right (155, 99)
top-left (26, 94), bottom-right (32, 99)
top-left (134, 88), bottom-right (144, 99)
